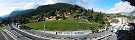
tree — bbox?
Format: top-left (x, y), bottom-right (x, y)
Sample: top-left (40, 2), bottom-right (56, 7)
top-left (92, 13), bottom-right (97, 22)
top-left (87, 9), bottom-right (93, 16)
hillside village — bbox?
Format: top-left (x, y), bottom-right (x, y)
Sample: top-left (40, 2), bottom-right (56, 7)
top-left (0, 3), bottom-right (132, 31)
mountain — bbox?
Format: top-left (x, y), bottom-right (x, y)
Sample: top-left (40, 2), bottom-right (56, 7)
top-left (0, 14), bottom-right (9, 18)
top-left (121, 10), bottom-right (135, 16)
top-left (128, 10), bottom-right (135, 18)
top-left (8, 3), bottom-right (84, 18)
top-left (107, 2), bottom-right (135, 14)
top-left (8, 9), bottom-right (35, 17)
top-left (118, 10), bottom-right (135, 19)
top-left (129, 10), bottom-right (135, 16)
top-left (36, 3), bottom-right (82, 12)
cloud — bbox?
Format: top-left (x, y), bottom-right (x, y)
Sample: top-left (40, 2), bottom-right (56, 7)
top-left (0, 2), bottom-right (40, 16)
top-left (0, 0), bottom-right (45, 16)
top-left (0, 7), bottom-right (14, 16)
top-left (82, 0), bottom-right (88, 4)
top-left (107, 1), bottom-right (135, 13)
top-left (13, 2), bottom-right (42, 10)
top-left (44, 0), bottom-right (77, 5)
top-left (88, 7), bottom-right (105, 13)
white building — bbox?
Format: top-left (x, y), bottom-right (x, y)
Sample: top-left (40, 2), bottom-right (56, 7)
top-left (109, 17), bottom-right (134, 32)
top-left (109, 17), bottom-right (129, 26)
top-left (133, 19), bottom-right (135, 23)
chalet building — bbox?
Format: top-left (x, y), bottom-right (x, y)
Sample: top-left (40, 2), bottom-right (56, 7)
top-left (32, 19), bottom-right (38, 22)
top-left (74, 15), bottom-right (80, 19)
top-left (74, 13), bottom-right (88, 19)
top-left (105, 16), bottom-right (112, 20)
top-left (132, 19), bottom-right (135, 23)
top-left (42, 16), bottom-right (63, 20)
top-left (87, 16), bottom-right (94, 22)
top-left (49, 16), bottom-right (57, 20)
top-left (64, 13), bottom-right (74, 19)
top-left (56, 14), bottom-right (61, 16)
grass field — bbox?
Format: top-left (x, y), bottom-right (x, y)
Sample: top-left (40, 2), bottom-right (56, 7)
top-left (0, 25), bottom-right (7, 30)
top-left (25, 19), bottom-right (101, 31)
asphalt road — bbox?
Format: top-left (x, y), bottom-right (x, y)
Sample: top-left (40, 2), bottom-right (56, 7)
top-left (11, 23), bottom-right (119, 40)
top-left (107, 34), bottom-right (117, 40)
top-left (9, 24), bottom-right (46, 40)
top-left (0, 30), bottom-right (14, 40)
top-left (21, 25), bottom-right (113, 40)
top-left (87, 29), bottom-right (112, 39)
top-left (7, 29), bottom-right (31, 40)
top-left (2, 22), bottom-right (134, 40)
top-left (0, 30), bottom-right (6, 40)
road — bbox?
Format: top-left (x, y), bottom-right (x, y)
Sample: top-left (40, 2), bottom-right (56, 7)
top-left (8, 23), bottom-right (119, 40)
top-left (0, 30), bottom-right (7, 40)
top-left (1, 22), bottom-right (134, 40)
top-left (0, 30), bottom-right (14, 40)
top-left (107, 34), bottom-right (117, 40)
top-left (13, 23), bottom-right (116, 40)
top-left (6, 29), bottom-right (31, 40)
top-left (3, 24), bottom-right (32, 40)
top-left (9, 23), bottom-right (46, 40)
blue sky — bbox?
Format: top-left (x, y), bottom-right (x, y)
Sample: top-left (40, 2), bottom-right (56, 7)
top-left (87, 0), bottom-right (121, 10)
top-left (0, 0), bottom-right (134, 16)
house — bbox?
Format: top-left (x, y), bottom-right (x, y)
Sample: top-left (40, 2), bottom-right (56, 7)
top-left (79, 13), bottom-right (88, 19)
top-left (105, 16), bottom-right (112, 20)
top-left (133, 19), bottom-right (135, 23)
top-left (42, 16), bottom-right (49, 20)
top-left (55, 17), bottom-right (63, 20)
top-left (49, 16), bottom-right (57, 20)
top-left (87, 16), bottom-right (94, 21)
top-left (64, 13), bottom-right (74, 19)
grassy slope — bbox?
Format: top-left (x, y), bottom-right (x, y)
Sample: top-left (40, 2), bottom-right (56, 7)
top-left (0, 25), bottom-right (7, 30)
top-left (25, 19), bottom-right (100, 31)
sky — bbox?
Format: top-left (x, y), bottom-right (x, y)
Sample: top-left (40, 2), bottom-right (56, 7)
top-left (0, 0), bottom-right (135, 16)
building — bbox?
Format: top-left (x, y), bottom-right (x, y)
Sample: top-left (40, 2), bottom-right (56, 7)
top-left (109, 17), bottom-right (129, 26)
top-left (105, 16), bottom-right (112, 20)
top-left (109, 17), bottom-right (134, 32)
top-left (64, 13), bottom-right (74, 19)
top-left (48, 16), bottom-right (57, 20)
top-left (133, 19), bottom-right (135, 23)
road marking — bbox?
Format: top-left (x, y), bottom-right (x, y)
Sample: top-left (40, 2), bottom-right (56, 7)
top-left (0, 30), bottom-right (9, 40)
top-left (4, 29), bottom-right (17, 40)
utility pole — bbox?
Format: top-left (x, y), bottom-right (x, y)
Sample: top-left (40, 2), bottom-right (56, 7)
top-left (105, 23), bottom-right (107, 40)
top-left (44, 23), bottom-right (46, 40)
top-left (70, 31), bottom-right (72, 40)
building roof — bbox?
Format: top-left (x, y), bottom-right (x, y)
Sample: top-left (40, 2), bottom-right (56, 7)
top-left (111, 19), bottom-right (120, 23)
